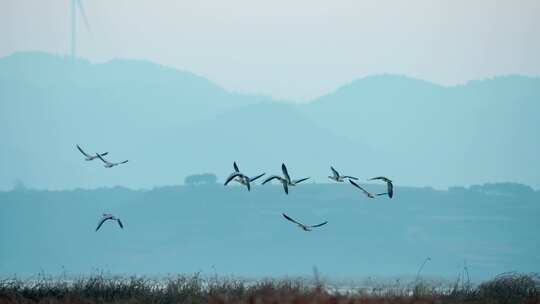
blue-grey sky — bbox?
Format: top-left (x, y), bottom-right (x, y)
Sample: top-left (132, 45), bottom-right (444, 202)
top-left (2, 0), bottom-right (540, 100)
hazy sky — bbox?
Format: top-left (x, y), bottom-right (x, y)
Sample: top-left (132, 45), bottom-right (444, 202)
top-left (2, 0), bottom-right (539, 100)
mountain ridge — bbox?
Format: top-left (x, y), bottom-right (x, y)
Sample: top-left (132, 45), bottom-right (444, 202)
top-left (1, 52), bottom-right (538, 190)
top-left (3, 52), bottom-right (539, 102)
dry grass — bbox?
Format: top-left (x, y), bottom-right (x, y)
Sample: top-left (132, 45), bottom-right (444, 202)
top-left (1, 272), bottom-right (538, 304)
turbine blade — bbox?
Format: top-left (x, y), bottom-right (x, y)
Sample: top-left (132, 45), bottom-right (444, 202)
top-left (76, 0), bottom-right (91, 32)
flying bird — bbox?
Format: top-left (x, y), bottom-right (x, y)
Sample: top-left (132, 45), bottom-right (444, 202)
top-left (328, 166), bottom-right (358, 182)
top-left (224, 172), bottom-right (251, 191)
top-left (76, 144), bottom-right (108, 161)
top-left (96, 153), bottom-right (128, 168)
top-left (368, 176), bottom-right (394, 198)
top-left (282, 213), bottom-right (328, 231)
top-left (262, 175), bottom-right (289, 194)
top-left (223, 162), bottom-right (265, 191)
top-left (95, 213), bottom-right (124, 231)
top-left (262, 163), bottom-right (309, 194)
top-left (349, 180), bottom-right (378, 198)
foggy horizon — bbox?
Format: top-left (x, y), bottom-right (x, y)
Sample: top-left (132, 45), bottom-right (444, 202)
top-left (2, 0), bottom-right (540, 101)
top-left (4, 50), bottom-right (540, 104)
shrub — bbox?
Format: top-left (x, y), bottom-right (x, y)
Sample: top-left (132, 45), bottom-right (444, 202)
top-left (477, 272), bottom-right (540, 303)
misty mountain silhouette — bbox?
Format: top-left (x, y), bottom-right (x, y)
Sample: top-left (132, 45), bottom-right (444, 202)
top-left (302, 74), bottom-right (540, 188)
top-left (1, 52), bottom-right (539, 190)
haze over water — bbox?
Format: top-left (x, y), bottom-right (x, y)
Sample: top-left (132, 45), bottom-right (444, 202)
top-left (1, 0), bottom-right (539, 283)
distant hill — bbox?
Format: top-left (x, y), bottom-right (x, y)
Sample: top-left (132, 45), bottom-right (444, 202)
top-left (0, 53), bottom-right (274, 189)
top-left (0, 52), bottom-right (270, 125)
top-left (162, 102), bottom-right (376, 184)
top-left (302, 74), bottom-right (540, 188)
top-left (0, 53), bottom-right (539, 190)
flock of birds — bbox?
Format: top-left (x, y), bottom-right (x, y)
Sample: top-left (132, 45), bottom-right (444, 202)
top-left (76, 144), bottom-right (394, 232)
top-left (77, 145), bottom-right (128, 168)
top-left (224, 162), bottom-right (394, 231)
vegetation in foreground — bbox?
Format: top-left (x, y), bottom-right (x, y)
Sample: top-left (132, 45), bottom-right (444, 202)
top-left (0, 272), bottom-right (539, 304)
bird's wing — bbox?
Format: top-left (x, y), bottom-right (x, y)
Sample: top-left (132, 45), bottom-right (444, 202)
top-left (293, 177), bottom-right (310, 184)
top-left (76, 0), bottom-right (91, 32)
top-left (77, 145), bottom-right (90, 157)
top-left (117, 219), bottom-right (124, 229)
top-left (99, 152), bottom-right (109, 157)
top-left (118, 160), bottom-right (129, 165)
top-left (233, 162), bottom-right (240, 173)
top-left (262, 175), bottom-right (281, 185)
top-left (95, 217), bottom-right (108, 231)
top-left (388, 182), bottom-right (394, 198)
top-left (96, 153), bottom-right (111, 165)
top-left (343, 176), bottom-right (358, 180)
top-left (349, 180), bottom-right (370, 195)
top-left (369, 176), bottom-right (391, 182)
top-left (249, 173), bottom-right (265, 182)
top-left (330, 166), bottom-right (339, 178)
top-left (246, 178), bottom-right (251, 191)
top-left (360, 187), bottom-right (371, 196)
top-left (224, 172), bottom-right (243, 185)
top-left (282, 213), bottom-right (302, 225)
top-left (283, 182), bottom-right (289, 194)
top-left (281, 163), bottom-right (291, 182)
top-left (349, 179), bottom-right (361, 188)
top-left (310, 221), bottom-right (328, 228)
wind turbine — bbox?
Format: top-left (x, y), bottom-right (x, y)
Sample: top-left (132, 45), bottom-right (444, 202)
top-left (70, 0), bottom-right (90, 57)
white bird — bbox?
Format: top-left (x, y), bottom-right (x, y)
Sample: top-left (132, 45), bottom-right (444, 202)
top-left (76, 144), bottom-right (108, 161)
top-left (96, 153), bottom-right (128, 168)
top-left (262, 163), bottom-right (309, 195)
top-left (224, 172), bottom-right (251, 191)
top-left (223, 162), bottom-right (265, 191)
top-left (368, 176), bottom-right (394, 198)
top-left (282, 213), bottom-right (328, 231)
top-left (95, 213), bottom-right (124, 231)
top-left (349, 180), bottom-right (379, 199)
top-left (328, 166), bottom-right (358, 182)
top-left (262, 174), bottom-right (288, 194)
